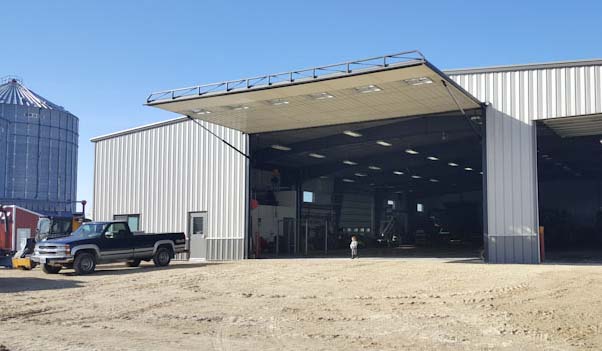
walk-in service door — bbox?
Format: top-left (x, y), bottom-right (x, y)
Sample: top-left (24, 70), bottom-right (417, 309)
top-left (189, 212), bottom-right (207, 259)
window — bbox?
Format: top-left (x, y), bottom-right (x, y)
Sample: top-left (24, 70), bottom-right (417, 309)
top-left (417, 203), bottom-right (424, 213)
top-left (192, 216), bottom-right (204, 235)
top-left (105, 222), bottom-right (128, 239)
top-left (113, 214), bottom-right (140, 231)
top-left (303, 191), bottom-right (314, 203)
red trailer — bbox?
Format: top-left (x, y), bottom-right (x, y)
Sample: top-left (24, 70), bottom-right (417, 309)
top-left (0, 205), bottom-right (43, 254)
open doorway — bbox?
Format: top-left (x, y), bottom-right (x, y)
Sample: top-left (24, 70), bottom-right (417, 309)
top-left (537, 116), bottom-right (602, 262)
top-left (249, 111), bottom-right (484, 258)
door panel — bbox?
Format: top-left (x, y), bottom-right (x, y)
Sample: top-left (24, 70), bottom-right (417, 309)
top-left (101, 223), bottom-right (134, 261)
top-left (189, 212), bottom-right (207, 259)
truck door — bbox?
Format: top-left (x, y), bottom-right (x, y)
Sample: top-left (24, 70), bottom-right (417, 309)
top-left (101, 222), bottom-right (134, 261)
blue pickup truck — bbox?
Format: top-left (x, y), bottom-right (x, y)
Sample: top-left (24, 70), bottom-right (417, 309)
top-left (31, 221), bottom-right (186, 275)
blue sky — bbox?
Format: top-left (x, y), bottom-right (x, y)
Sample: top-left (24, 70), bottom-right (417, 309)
top-left (3, 0), bottom-right (601, 212)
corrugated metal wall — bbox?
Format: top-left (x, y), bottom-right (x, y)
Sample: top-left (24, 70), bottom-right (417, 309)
top-left (93, 118), bottom-right (247, 260)
top-left (449, 62), bottom-right (602, 263)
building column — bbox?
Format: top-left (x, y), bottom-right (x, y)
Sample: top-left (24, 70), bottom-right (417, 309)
top-left (484, 105), bottom-right (540, 263)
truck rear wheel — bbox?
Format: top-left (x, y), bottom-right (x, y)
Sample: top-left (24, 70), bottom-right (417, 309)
top-left (126, 259), bottom-right (141, 267)
top-left (42, 264), bottom-right (62, 274)
top-left (153, 247), bottom-right (171, 267)
top-left (73, 252), bottom-right (96, 275)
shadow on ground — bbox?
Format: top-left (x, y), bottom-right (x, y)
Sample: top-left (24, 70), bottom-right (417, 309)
top-left (0, 277), bottom-right (84, 293)
top-left (62, 261), bottom-right (221, 277)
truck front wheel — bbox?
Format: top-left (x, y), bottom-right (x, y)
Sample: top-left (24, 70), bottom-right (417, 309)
top-left (42, 264), bottom-right (62, 274)
top-left (73, 252), bottom-right (96, 275)
top-left (153, 247), bottom-right (171, 267)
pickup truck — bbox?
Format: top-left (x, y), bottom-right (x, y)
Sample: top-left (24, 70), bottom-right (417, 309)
top-left (31, 221), bottom-right (186, 275)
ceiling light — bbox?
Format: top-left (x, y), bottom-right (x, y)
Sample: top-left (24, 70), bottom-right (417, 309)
top-left (464, 167), bottom-right (473, 171)
top-left (354, 173), bottom-right (367, 177)
top-left (228, 105), bottom-right (250, 111)
top-left (308, 153), bottom-right (326, 159)
top-left (343, 160), bottom-right (358, 165)
top-left (376, 140), bottom-right (392, 147)
top-left (342, 178), bottom-right (355, 183)
top-left (405, 149), bottom-right (419, 155)
top-left (427, 156), bottom-right (439, 161)
top-left (599, 139), bottom-right (602, 144)
top-left (403, 77), bottom-right (433, 86)
top-left (448, 162), bottom-right (459, 167)
top-left (271, 144), bottom-right (291, 151)
top-left (320, 175), bottom-right (328, 179)
top-left (343, 130), bottom-right (362, 137)
top-left (368, 166), bottom-right (381, 170)
top-left (479, 171), bottom-right (483, 175)
top-left (308, 92), bottom-right (335, 100)
top-left (192, 108), bottom-right (211, 115)
top-left (268, 98), bottom-right (289, 106)
top-left (429, 179), bottom-right (439, 183)
top-left (354, 84), bottom-right (382, 94)
top-left (393, 171), bottom-right (404, 175)
top-left (411, 175), bottom-right (422, 179)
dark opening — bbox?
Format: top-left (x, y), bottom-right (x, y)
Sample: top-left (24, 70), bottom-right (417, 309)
top-left (249, 111), bottom-right (485, 258)
top-left (537, 120), bottom-right (602, 262)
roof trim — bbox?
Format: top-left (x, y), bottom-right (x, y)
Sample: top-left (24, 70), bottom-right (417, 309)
top-left (90, 116), bottom-right (189, 142)
top-left (445, 58), bottom-right (602, 75)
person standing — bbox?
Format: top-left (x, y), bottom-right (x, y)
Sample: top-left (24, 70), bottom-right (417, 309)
top-left (350, 236), bottom-right (359, 259)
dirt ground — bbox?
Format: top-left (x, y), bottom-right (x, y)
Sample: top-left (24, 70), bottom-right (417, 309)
top-left (1, 258), bottom-right (602, 351)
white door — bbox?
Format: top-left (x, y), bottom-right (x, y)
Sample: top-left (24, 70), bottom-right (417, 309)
top-left (189, 212), bottom-right (207, 260)
top-left (16, 228), bottom-right (31, 252)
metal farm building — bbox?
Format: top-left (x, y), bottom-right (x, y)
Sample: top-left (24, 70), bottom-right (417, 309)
top-left (92, 52), bottom-right (602, 263)
top-left (0, 76), bottom-right (79, 216)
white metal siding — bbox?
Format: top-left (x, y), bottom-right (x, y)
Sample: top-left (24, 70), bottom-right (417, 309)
top-left (449, 63), bottom-right (602, 263)
top-left (93, 119), bottom-right (247, 260)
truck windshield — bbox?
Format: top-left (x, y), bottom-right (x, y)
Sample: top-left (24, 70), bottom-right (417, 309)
top-left (71, 223), bottom-right (107, 239)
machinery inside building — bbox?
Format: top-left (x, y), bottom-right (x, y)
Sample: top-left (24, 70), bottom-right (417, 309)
top-left (249, 111), bottom-right (484, 257)
top-left (537, 115), bottom-right (602, 261)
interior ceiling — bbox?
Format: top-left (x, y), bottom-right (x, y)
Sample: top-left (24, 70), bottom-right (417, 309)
top-left (252, 112), bottom-right (484, 195)
top-left (148, 63), bottom-right (481, 134)
top-left (540, 113), bottom-right (602, 138)
top-left (537, 121), bottom-right (602, 180)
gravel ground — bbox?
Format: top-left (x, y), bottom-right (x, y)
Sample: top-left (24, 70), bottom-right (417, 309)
top-left (1, 259), bottom-right (602, 350)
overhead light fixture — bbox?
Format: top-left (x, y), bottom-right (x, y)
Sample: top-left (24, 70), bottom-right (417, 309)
top-left (308, 153), bottom-right (326, 159)
top-left (403, 77), bottom-right (433, 86)
top-left (405, 149), bottom-right (419, 155)
top-left (599, 138), bottom-right (602, 144)
top-left (320, 175), bottom-right (329, 179)
top-left (464, 167), bottom-right (473, 171)
top-left (448, 162), bottom-right (459, 167)
top-left (343, 160), bottom-right (358, 165)
top-left (354, 173), bottom-right (367, 177)
top-left (393, 171), bottom-right (404, 175)
top-left (268, 98), bottom-right (289, 106)
top-left (368, 166), bottom-right (381, 170)
top-left (343, 130), bottom-right (362, 137)
top-left (271, 144), bottom-right (291, 151)
top-left (479, 171), bottom-right (483, 175)
top-left (429, 179), bottom-right (439, 183)
top-left (228, 105), bottom-right (250, 111)
top-left (376, 140), bottom-right (392, 147)
top-left (411, 175), bottom-right (422, 179)
top-left (342, 178), bottom-right (355, 183)
top-left (308, 92), bottom-right (335, 100)
top-left (354, 84), bottom-right (382, 94)
top-left (192, 108), bottom-right (212, 115)
top-left (427, 156), bottom-right (439, 161)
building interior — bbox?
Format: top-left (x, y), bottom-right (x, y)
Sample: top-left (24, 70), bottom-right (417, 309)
top-left (249, 110), bottom-right (485, 258)
top-left (537, 115), bottom-right (602, 261)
